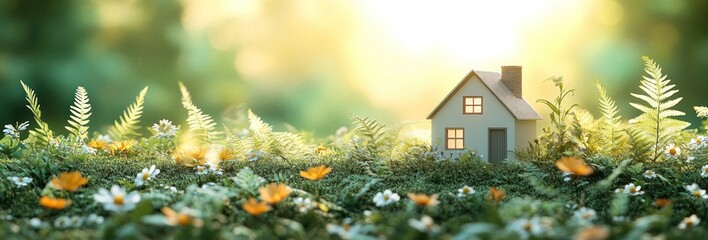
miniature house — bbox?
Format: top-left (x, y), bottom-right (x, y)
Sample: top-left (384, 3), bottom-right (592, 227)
top-left (427, 66), bottom-right (541, 162)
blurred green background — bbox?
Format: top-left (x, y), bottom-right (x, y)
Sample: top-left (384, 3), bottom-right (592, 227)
top-left (1, 0), bottom-right (707, 137)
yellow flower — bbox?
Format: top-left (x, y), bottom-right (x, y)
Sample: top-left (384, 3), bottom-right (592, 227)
top-left (407, 193), bottom-right (439, 207)
top-left (315, 145), bottom-right (328, 154)
top-left (299, 165), bottom-right (332, 181)
top-left (39, 196), bottom-right (71, 210)
top-left (258, 183), bottom-right (291, 204)
top-left (555, 157), bottom-right (594, 176)
top-left (172, 145), bottom-right (208, 167)
top-left (488, 187), bottom-right (505, 202)
top-left (242, 198), bottom-right (272, 216)
top-left (51, 171), bottom-right (89, 192)
top-left (161, 207), bottom-right (204, 227)
top-left (88, 140), bottom-right (108, 150)
top-left (218, 148), bottom-right (235, 161)
top-left (109, 140), bottom-right (135, 155)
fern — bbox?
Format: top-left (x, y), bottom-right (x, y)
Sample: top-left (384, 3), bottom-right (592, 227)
top-left (352, 114), bottom-right (392, 162)
top-left (65, 86), bottom-right (92, 141)
top-left (108, 87), bottom-right (148, 140)
top-left (696, 106), bottom-right (708, 118)
top-left (568, 108), bottom-right (596, 153)
top-left (20, 81), bottom-right (54, 147)
top-left (626, 128), bottom-right (652, 161)
top-left (247, 109), bottom-right (274, 151)
top-left (245, 110), bottom-right (311, 161)
top-left (230, 167), bottom-right (266, 196)
top-left (179, 82), bottom-right (219, 144)
top-left (594, 78), bottom-right (627, 156)
top-left (629, 56), bottom-right (690, 162)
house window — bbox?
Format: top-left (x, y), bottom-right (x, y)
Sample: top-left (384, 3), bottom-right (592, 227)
top-left (446, 128), bottom-right (464, 150)
top-left (463, 96), bottom-right (483, 114)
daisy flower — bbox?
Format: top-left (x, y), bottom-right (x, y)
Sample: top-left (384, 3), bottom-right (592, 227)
top-left (85, 214), bottom-right (104, 225)
top-left (93, 185), bottom-right (141, 213)
top-left (195, 165), bottom-right (208, 175)
top-left (690, 136), bottom-right (707, 149)
top-left (326, 218), bottom-right (364, 239)
top-left (457, 185), bottom-right (476, 197)
top-left (684, 183), bottom-right (708, 199)
top-left (246, 149), bottom-right (265, 162)
top-left (293, 197), bottom-right (317, 213)
top-left (506, 217), bottom-right (550, 239)
top-left (151, 119), bottom-right (178, 138)
top-left (68, 216), bottom-right (83, 228)
top-left (206, 162), bottom-right (223, 175)
top-left (29, 218), bottom-right (45, 229)
top-left (665, 144), bottom-right (681, 159)
top-left (373, 189), bottom-right (400, 207)
top-left (619, 183), bottom-right (645, 196)
top-left (678, 214), bottom-right (700, 229)
top-left (701, 165), bottom-right (708, 178)
top-left (54, 216), bottom-right (72, 228)
top-left (134, 165), bottom-right (160, 187)
top-left (643, 170), bottom-right (657, 179)
top-left (573, 207), bottom-right (597, 224)
top-left (7, 176), bottom-right (32, 188)
top-left (409, 215), bottom-right (440, 234)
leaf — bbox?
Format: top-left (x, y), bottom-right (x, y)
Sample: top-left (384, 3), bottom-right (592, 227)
top-left (20, 80), bottom-right (54, 147)
top-left (694, 106), bottom-right (708, 118)
top-left (179, 82), bottom-right (219, 144)
top-left (65, 86), bottom-right (92, 141)
top-left (109, 87), bottom-right (148, 140)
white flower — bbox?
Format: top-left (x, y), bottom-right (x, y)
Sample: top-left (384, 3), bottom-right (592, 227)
top-left (643, 170), bottom-right (657, 179)
top-left (573, 207), bottom-right (597, 224)
top-left (97, 134), bottom-right (112, 143)
top-left (506, 217), bottom-right (550, 239)
top-left (293, 197), bottom-right (316, 213)
top-left (85, 214), bottom-right (104, 225)
top-left (335, 127), bottom-right (348, 138)
top-left (326, 218), bottom-right (363, 240)
top-left (690, 136), bottom-right (707, 149)
top-left (684, 183), bottom-right (708, 199)
top-left (196, 165), bottom-right (208, 175)
top-left (701, 165), bottom-right (708, 178)
top-left (207, 162), bottom-right (223, 175)
top-left (93, 185), bottom-right (141, 212)
top-left (678, 214), bottom-right (701, 229)
top-left (621, 183), bottom-right (645, 196)
top-left (81, 145), bottom-right (97, 155)
top-left (152, 119), bottom-right (179, 138)
top-left (373, 189), bottom-right (400, 207)
top-left (457, 185), bottom-right (476, 197)
top-left (687, 156), bottom-right (696, 163)
top-left (29, 218), bottom-right (45, 228)
top-left (612, 216), bottom-right (627, 222)
top-left (68, 216), bottom-right (83, 227)
top-left (562, 172), bottom-right (572, 182)
top-left (3, 121), bottom-right (29, 139)
top-left (7, 176), bottom-right (32, 188)
top-left (201, 182), bottom-right (218, 189)
top-left (409, 215), bottom-right (441, 234)
top-left (246, 150), bottom-right (265, 162)
top-left (665, 144), bottom-right (681, 159)
top-left (54, 216), bottom-right (72, 228)
top-left (134, 165), bottom-right (160, 187)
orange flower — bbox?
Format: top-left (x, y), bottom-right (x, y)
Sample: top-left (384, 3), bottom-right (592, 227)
top-left (315, 145), bottom-right (328, 154)
top-left (218, 148), bottom-right (235, 161)
top-left (161, 207), bottom-right (204, 227)
top-left (407, 193), bottom-right (439, 207)
top-left (299, 165), bottom-right (332, 181)
top-left (258, 183), bottom-right (291, 204)
top-left (555, 157), bottom-right (594, 176)
top-left (242, 198), bottom-right (272, 216)
top-left (172, 145), bottom-right (208, 167)
top-left (39, 196), bottom-right (71, 210)
top-left (655, 198), bottom-right (672, 208)
top-left (51, 171), bottom-right (89, 192)
top-left (88, 140), bottom-right (108, 150)
top-left (488, 187), bottom-right (505, 202)
top-left (574, 226), bottom-right (609, 240)
top-left (109, 140), bottom-right (135, 154)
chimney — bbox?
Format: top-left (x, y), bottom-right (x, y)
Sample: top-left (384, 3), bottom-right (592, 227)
top-left (501, 65), bottom-right (522, 98)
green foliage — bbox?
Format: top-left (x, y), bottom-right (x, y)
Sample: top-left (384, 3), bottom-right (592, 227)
top-left (179, 82), bottom-right (219, 144)
top-left (629, 57), bottom-right (690, 162)
top-left (536, 77), bottom-right (579, 158)
top-left (65, 86), bottom-right (92, 142)
top-left (594, 78), bottom-right (628, 157)
top-left (568, 108), bottom-right (599, 154)
top-left (230, 167), bottom-right (266, 197)
top-left (351, 114), bottom-right (394, 161)
top-left (243, 110), bottom-right (313, 161)
top-left (109, 87), bottom-right (148, 140)
top-left (694, 106), bottom-right (708, 118)
top-left (20, 81), bottom-right (54, 147)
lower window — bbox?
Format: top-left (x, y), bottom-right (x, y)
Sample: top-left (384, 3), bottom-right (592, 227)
top-left (446, 128), bottom-right (464, 150)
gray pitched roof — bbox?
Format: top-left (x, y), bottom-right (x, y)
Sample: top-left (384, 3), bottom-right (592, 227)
top-left (427, 69), bottom-right (542, 120)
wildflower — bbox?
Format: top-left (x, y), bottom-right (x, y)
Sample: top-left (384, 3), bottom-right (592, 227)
top-left (54, 216), bottom-right (72, 228)
top-left (134, 165), bottom-right (160, 187)
top-left (88, 139), bottom-right (108, 150)
top-left (701, 165), bottom-right (708, 178)
top-left (678, 214), bottom-right (700, 229)
top-left (68, 216), bottom-right (83, 228)
top-left (562, 172), bottom-right (572, 182)
top-left (173, 145), bottom-right (208, 167)
top-left (206, 162), bottom-right (223, 175)
top-left (299, 165), bottom-right (332, 181)
top-left (216, 147), bottom-right (235, 161)
top-left (81, 145), bottom-right (97, 155)
top-left (335, 127), bottom-right (348, 138)
top-left (242, 198), bottom-right (271, 216)
top-left (555, 157), bottom-right (594, 176)
top-left (654, 198), bottom-right (672, 208)
top-left (7, 176), bottom-right (32, 188)
top-left (85, 214), bottom-right (104, 225)
top-left (162, 207), bottom-right (204, 227)
top-left (327, 219), bottom-right (364, 239)
top-left (93, 185), bottom-right (141, 212)
top-left (407, 193), bottom-right (440, 208)
top-left (315, 145), bottom-right (328, 154)
top-left (3, 121), bottom-right (29, 139)
top-left (373, 189), bottom-right (400, 207)
top-left (488, 187), bottom-right (506, 202)
top-left (507, 217), bottom-right (549, 239)
top-left (195, 165), bottom-right (208, 175)
top-left (97, 134), bottom-right (112, 143)
top-left (690, 136), bottom-right (707, 149)
top-left (51, 171), bottom-right (89, 192)
top-left (684, 183), bottom-right (708, 199)
top-left (574, 226), bottom-right (609, 240)
top-left (409, 215), bottom-right (440, 234)
top-left (665, 144), bottom-right (680, 159)
top-left (619, 183), bottom-right (645, 196)
top-left (152, 119), bottom-right (178, 138)
top-left (643, 170), bottom-right (657, 179)
top-left (293, 197), bottom-right (317, 213)
top-left (259, 183), bottom-right (291, 204)
top-left (246, 149), bottom-right (265, 162)
top-left (29, 218), bottom-right (45, 229)
top-left (109, 140), bottom-right (135, 154)
top-left (573, 207), bottom-right (597, 224)
top-left (39, 196), bottom-right (71, 210)
top-left (457, 185), bottom-right (476, 197)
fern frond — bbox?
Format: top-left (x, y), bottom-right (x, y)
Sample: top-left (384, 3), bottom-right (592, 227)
top-left (272, 132), bottom-right (312, 161)
top-left (696, 106), bottom-right (708, 118)
top-left (108, 87), bottom-right (148, 140)
top-left (594, 78), bottom-right (627, 156)
top-left (179, 82), bottom-right (220, 144)
top-left (352, 114), bottom-right (391, 161)
top-left (629, 57), bottom-right (690, 162)
top-left (65, 86), bottom-right (91, 141)
top-left (20, 81), bottom-right (54, 146)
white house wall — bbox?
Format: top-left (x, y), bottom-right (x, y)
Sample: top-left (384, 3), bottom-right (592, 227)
top-left (514, 120), bottom-right (537, 150)
top-left (431, 75), bottom-right (516, 162)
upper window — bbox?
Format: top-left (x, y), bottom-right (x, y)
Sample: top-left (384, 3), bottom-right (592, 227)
top-left (446, 128), bottom-right (464, 150)
top-left (463, 96), bottom-right (483, 114)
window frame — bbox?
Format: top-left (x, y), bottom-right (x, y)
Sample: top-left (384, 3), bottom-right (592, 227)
top-left (445, 128), bottom-right (465, 150)
top-left (463, 96), bottom-right (483, 115)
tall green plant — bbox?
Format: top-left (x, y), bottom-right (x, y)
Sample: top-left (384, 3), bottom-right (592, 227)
top-left (65, 86), bottom-right (92, 142)
top-left (179, 82), bottom-right (219, 144)
top-left (594, 78), bottom-right (627, 156)
top-left (629, 56), bottom-right (690, 162)
top-left (108, 87), bottom-right (148, 140)
top-left (20, 81), bottom-right (54, 147)
top-left (536, 77), bottom-right (578, 155)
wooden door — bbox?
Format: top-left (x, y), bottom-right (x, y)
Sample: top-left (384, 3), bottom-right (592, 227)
top-left (488, 128), bottom-right (507, 163)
